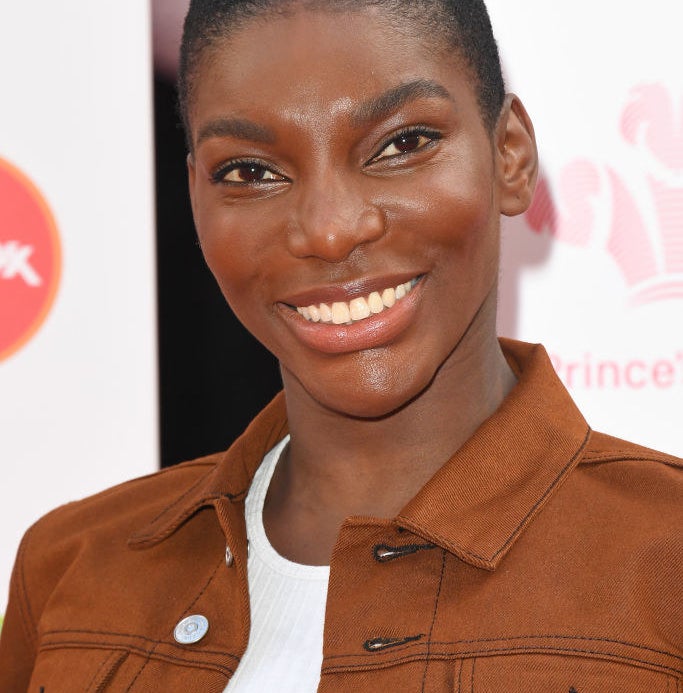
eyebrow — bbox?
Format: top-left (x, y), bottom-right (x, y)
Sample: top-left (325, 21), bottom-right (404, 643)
top-left (195, 117), bottom-right (276, 147)
top-left (194, 79), bottom-right (453, 147)
top-left (351, 79), bottom-right (453, 127)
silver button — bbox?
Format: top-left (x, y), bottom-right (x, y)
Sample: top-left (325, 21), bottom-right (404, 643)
top-left (174, 614), bottom-right (209, 644)
top-left (225, 545), bottom-right (234, 567)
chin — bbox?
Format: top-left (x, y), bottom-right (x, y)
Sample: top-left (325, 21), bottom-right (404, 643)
top-left (305, 360), bottom-right (434, 421)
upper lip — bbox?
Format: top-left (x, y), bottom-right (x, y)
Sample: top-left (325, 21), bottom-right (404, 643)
top-left (279, 271), bottom-right (423, 307)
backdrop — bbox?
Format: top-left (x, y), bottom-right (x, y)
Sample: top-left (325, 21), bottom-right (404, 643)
top-left (488, 1), bottom-right (683, 455)
top-left (0, 3), bottom-right (156, 618)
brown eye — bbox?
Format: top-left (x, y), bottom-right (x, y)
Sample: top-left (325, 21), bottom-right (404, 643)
top-left (219, 162), bottom-right (284, 184)
top-left (394, 134), bottom-right (422, 153)
top-left (371, 130), bottom-right (438, 163)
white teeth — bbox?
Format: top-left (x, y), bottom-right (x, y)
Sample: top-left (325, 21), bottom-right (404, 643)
top-left (349, 296), bottom-right (371, 321)
top-left (332, 302), bottom-right (351, 325)
top-left (319, 303), bottom-right (333, 323)
top-left (381, 287), bottom-right (396, 308)
top-left (368, 291), bottom-right (384, 314)
top-left (296, 278), bottom-right (419, 326)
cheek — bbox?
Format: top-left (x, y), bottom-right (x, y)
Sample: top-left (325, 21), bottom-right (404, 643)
top-left (382, 159), bottom-right (496, 260)
top-left (195, 204), bottom-right (277, 322)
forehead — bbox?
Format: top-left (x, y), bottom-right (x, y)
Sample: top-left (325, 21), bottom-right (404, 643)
top-left (188, 7), bottom-right (477, 138)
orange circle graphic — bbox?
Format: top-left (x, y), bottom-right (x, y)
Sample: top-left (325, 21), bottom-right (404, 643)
top-left (0, 157), bottom-right (61, 361)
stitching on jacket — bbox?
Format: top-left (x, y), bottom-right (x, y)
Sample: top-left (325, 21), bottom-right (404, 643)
top-left (146, 470), bottom-right (215, 526)
top-left (457, 657), bottom-right (463, 693)
top-left (84, 650), bottom-right (121, 693)
top-left (421, 549), bottom-right (447, 692)
top-left (184, 555), bottom-right (224, 613)
top-left (471, 656), bottom-right (476, 692)
top-left (581, 451), bottom-right (682, 468)
top-left (323, 632), bottom-right (682, 663)
top-left (412, 427), bottom-right (592, 564)
top-left (84, 650), bottom-right (112, 692)
top-left (41, 628), bottom-right (240, 660)
top-left (323, 645), bottom-right (682, 676)
top-left (124, 555), bottom-right (225, 689)
top-left (38, 640), bottom-right (236, 676)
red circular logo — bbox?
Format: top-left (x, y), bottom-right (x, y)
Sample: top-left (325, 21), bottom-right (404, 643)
top-left (0, 157), bottom-right (61, 361)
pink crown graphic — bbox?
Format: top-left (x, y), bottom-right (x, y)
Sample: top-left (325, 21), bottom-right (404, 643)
top-left (524, 83), bottom-right (683, 306)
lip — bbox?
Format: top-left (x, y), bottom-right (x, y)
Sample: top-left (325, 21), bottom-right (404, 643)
top-left (277, 275), bottom-right (425, 355)
top-left (280, 271), bottom-right (423, 308)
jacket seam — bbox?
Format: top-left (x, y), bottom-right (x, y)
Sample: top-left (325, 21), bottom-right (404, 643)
top-left (421, 549), bottom-right (447, 692)
top-left (40, 629), bottom-right (240, 660)
top-left (38, 641), bottom-right (235, 676)
top-left (398, 427), bottom-right (591, 565)
top-left (580, 452), bottom-right (682, 468)
top-left (84, 649), bottom-right (122, 693)
top-left (322, 632), bottom-right (682, 663)
top-left (124, 554), bottom-right (226, 688)
top-left (322, 645), bottom-right (682, 676)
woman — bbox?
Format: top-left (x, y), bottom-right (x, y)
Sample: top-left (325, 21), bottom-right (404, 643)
top-left (1, 1), bottom-right (680, 690)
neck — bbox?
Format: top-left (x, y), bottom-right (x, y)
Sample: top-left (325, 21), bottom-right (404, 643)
top-left (262, 295), bottom-right (516, 564)
top-left (286, 326), bottom-right (514, 515)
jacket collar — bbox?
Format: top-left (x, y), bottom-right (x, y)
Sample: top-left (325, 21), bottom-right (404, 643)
top-left (396, 339), bottom-right (590, 570)
top-left (130, 340), bottom-right (589, 571)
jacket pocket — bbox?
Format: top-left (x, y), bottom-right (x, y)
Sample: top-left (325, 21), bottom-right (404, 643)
top-left (28, 647), bottom-right (128, 692)
top-left (467, 653), bottom-right (674, 693)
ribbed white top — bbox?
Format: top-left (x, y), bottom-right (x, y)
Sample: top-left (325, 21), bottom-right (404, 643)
top-left (225, 436), bottom-right (330, 692)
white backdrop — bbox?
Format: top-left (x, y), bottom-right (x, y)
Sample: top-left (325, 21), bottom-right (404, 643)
top-left (0, 3), bottom-right (156, 617)
top-left (489, 1), bottom-right (683, 456)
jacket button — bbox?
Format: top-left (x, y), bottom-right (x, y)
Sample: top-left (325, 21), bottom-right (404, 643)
top-left (225, 545), bottom-right (234, 567)
top-left (174, 615), bottom-right (209, 644)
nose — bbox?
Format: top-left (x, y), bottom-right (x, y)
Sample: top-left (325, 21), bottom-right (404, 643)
top-left (287, 173), bottom-right (385, 262)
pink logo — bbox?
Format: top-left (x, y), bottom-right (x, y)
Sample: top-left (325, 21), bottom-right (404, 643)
top-left (525, 83), bottom-right (683, 305)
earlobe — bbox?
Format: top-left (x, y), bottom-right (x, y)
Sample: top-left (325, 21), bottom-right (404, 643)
top-left (496, 94), bottom-right (538, 217)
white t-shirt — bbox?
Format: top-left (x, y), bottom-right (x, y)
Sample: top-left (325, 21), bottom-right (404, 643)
top-left (225, 436), bottom-right (330, 692)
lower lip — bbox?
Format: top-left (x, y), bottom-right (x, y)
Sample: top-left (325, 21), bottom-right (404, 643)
top-left (277, 280), bottom-right (423, 355)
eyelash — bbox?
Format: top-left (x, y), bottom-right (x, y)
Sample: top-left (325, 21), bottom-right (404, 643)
top-left (210, 158), bottom-right (286, 186)
top-left (209, 126), bottom-right (442, 185)
top-left (368, 126), bottom-right (442, 164)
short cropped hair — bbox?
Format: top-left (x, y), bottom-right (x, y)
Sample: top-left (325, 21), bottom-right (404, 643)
top-left (178, 0), bottom-right (506, 142)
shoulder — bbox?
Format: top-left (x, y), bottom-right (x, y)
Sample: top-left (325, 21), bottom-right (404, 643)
top-left (27, 453), bottom-right (222, 545)
top-left (563, 430), bottom-right (681, 552)
top-left (11, 452), bottom-right (225, 629)
top-left (578, 430), bottom-right (682, 500)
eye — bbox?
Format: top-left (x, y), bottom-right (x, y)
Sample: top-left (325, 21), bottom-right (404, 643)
top-left (212, 160), bottom-right (286, 185)
top-left (370, 128), bottom-right (440, 163)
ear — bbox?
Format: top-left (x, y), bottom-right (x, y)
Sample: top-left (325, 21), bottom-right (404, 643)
top-left (495, 94), bottom-right (538, 217)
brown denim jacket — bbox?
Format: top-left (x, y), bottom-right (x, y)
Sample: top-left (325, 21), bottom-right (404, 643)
top-left (1, 340), bottom-right (681, 692)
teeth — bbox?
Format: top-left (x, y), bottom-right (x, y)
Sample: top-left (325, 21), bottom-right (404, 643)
top-left (319, 303), bottom-right (333, 323)
top-left (332, 302), bottom-right (351, 325)
top-left (296, 278), bottom-right (418, 326)
top-left (349, 297), bottom-right (371, 321)
top-left (381, 287), bottom-right (396, 308)
top-left (308, 305), bottom-right (320, 322)
top-left (368, 291), bottom-right (384, 314)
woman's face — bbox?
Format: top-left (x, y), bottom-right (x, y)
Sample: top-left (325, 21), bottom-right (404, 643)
top-left (188, 7), bottom-right (520, 418)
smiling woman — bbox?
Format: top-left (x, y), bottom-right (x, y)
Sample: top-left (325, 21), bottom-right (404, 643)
top-left (0, 1), bottom-right (681, 691)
